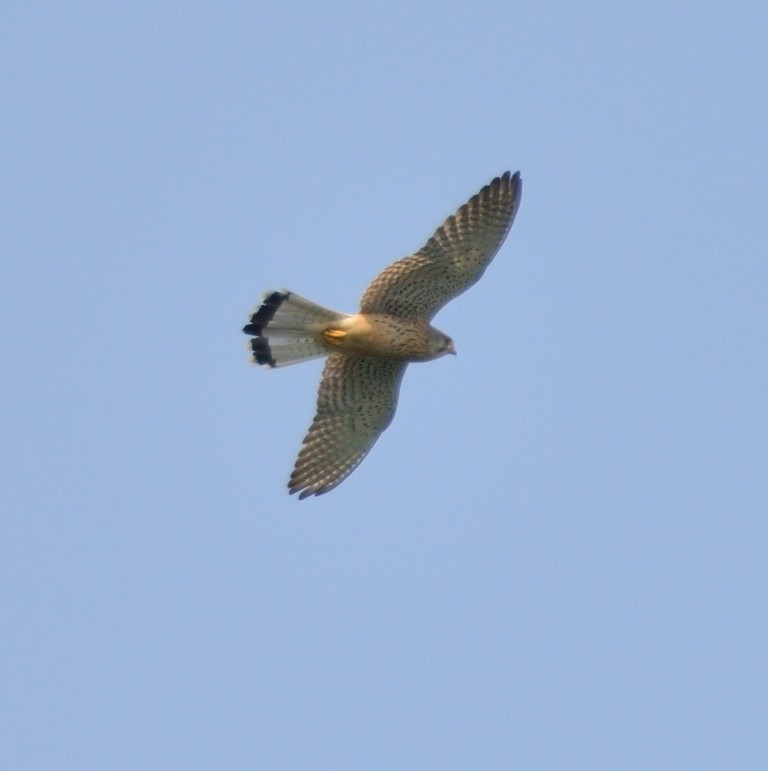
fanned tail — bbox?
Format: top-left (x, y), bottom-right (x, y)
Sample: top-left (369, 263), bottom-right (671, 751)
top-left (242, 290), bottom-right (348, 368)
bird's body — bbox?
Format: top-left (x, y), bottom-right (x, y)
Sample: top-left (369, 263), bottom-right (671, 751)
top-left (244, 293), bottom-right (453, 365)
top-left (323, 313), bottom-right (452, 362)
top-left (243, 171), bottom-right (522, 498)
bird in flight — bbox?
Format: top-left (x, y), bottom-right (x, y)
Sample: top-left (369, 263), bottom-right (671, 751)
top-left (243, 171), bottom-right (522, 499)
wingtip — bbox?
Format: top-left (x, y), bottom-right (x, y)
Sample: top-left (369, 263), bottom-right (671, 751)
top-left (289, 477), bottom-right (337, 499)
top-left (506, 170), bottom-right (522, 209)
top-left (492, 170), bottom-right (522, 197)
top-left (289, 485), bottom-right (321, 500)
top-left (513, 171), bottom-right (522, 200)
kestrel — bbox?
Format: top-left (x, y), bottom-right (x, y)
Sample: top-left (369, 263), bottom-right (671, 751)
top-left (243, 171), bottom-right (522, 498)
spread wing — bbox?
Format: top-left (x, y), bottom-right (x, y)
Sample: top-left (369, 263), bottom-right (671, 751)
top-left (289, 354), bottom-right (407, 499)
top-left (359, 171), bottom-right (522, 320)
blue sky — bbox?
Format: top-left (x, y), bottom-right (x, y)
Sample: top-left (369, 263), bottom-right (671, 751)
top-left (4, 1), bottom-right (767, 768)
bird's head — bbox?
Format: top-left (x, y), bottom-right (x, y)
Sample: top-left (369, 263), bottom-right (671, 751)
top-left (427, 329), bottom-right (456, 359)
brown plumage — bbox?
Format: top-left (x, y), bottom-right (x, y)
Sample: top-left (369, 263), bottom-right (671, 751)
top-left (243, 171), bottom-right (522, 498)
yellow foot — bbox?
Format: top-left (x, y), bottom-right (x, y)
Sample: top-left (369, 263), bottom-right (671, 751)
top-left (323, 328), bottom-right (347, 347)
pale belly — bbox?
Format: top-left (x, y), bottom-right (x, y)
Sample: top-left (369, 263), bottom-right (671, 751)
top-left (320, 313), bottom-right (432, 361)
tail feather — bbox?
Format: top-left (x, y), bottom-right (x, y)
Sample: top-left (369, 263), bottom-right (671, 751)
top-left (244, 290), bottom-right (345, 334)
top-left (243, 290), bottom-right (347, 368)
top-left (248, 335), bottom-right (326, 368)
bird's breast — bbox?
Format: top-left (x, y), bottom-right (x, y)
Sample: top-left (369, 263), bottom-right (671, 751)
top-left (326, 314), bottom-right (431, 361)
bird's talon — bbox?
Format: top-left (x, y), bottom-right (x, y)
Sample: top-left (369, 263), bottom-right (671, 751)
top-left (323, 329), bottom-right (347, 346)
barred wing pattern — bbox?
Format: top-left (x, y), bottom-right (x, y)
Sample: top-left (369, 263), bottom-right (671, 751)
top-left (359, 171), bottom-right (522, 320)
top-left (289, 354), bottom-right (407, 498)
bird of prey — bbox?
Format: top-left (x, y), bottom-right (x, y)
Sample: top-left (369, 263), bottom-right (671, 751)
top-left (243, 171), bottom-right (522, 499)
